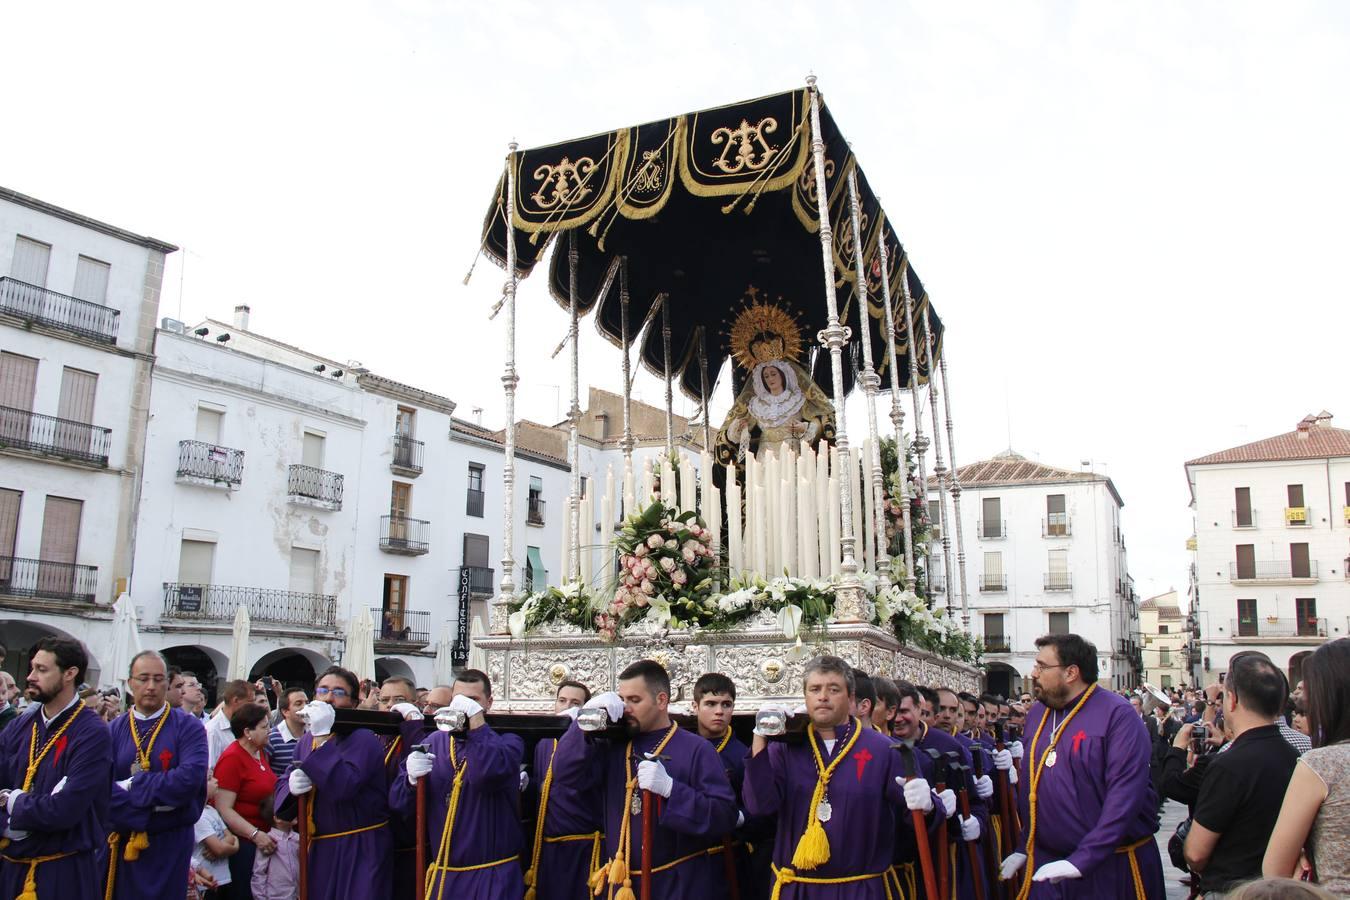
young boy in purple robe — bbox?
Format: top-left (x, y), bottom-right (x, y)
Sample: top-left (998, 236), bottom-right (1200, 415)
top-left (524, 680), bottom-right (601, 900)
top-left (552, 660), bottom-right (738, 900)
top-left (0, 637), bottom-right (112, 900)
top-left (274, 665), bottom-right (393, 900)
top-left (998, 634), bottom-right (1164, 899)
top-left (106, 651), bottom-right (209, 900)
top-left (391, 668), bottom-right (526, 900)
top-left (745, 656), bottom-right (947, 900)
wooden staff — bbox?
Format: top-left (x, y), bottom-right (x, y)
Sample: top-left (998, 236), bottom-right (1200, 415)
top-left (297, 795), bottom-right (310, 900)
top-left (993, 724), bottom-right (1016, 900)
top-left (897, 743), bottom-right (940, 900)
top-left (641, 789), bottom-right (655, 900)
top-left (971, 746), bottom-right (1002, 898)
top-left (950, 760), bottom-right (986, 900)
top-left (416, 777), bottom-right (428, 895)
top-left (924, 748), bottom-right (950, 900)
top-left (721, 835), bottom-right (742, 900)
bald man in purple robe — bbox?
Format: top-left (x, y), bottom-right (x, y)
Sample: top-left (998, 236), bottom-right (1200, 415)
top-left (552, 660), bottom-right (738, 900)
top-left (745, 657), bottom-right (946, 899)
top-left (998, 634), bottom-right (1164, 899)
top-left (0, 637), bottom-right (112, 900)
top-left (274, 665), bottom-right (393, 900)
top-left (106, 651), bottom-right (208, 900)
top-left (391, 669), bottom-right (525, 900)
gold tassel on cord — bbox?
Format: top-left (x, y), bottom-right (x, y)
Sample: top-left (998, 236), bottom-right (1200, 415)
top-left (123, 831), bottom-right (149, 861)
top-left (614, 878), bottom-right (637, 900)
top-left (790, 783), bottom-right (831, 870)
top-left (523, 870), bottom-right (537, 900)
top-left (607, 851), bottom-right (629, 885)
top-left (588, 866), bottom-right (608, 896)
top-left (17, 862), bottom-right (38, 900)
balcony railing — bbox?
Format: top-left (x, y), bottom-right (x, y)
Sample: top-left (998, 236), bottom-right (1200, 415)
top-left (0, 405), bottom-right (111, 466)
top-left (518, 564), bottom-right (546, 594)
top-left (1230, 617), bottom-right (1328, 639)
top-left (1232, 509), bottom-right (1258, 528)
top-left (0, 556), bottom-right (98, 603)
top-left (466, 488), bottom-right (485, 518)
top-left (928, 575), bottom-right (946, 595)
top-left (287, 464), bottom-right (343, 509)
top-left (162, 582), bottom-right (337, 627)
top-left (391, 434), bottom-right (424, 476)
top-left (983, 636), bottom-right (1010, 653)
top-left (1285, 506), bottom-right (1309, 526)
top-left (381, 515), bottom-right (430, 555)
top-left (1229, 561), bottom-right (1318, 582)
top-left (979, 574), bottom-right (1007, 592)
top-left (528, 495), bottom-right (546, 526)
top-left (460, 565), bottom-right (495, 596)
top-left (0, 277), bottom-right (119, 344)
top-left (977, 520), bottom-right (1006, 540)
top-left (176, 440), bottom-right (244, 487)
top-left (1042, 515), bottom-right (1071, 538)
top-left (372, 607), bottom-right (431, 645)
top-left (1044, 572), bottom-right (1073, 591)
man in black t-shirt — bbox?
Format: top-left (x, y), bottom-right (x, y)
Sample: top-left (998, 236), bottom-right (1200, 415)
top-left (1183, 655), bottom-right (1299, 895)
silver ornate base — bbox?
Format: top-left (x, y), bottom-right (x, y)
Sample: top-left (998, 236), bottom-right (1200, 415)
top-left (476, 607), bottom-right (981, 711)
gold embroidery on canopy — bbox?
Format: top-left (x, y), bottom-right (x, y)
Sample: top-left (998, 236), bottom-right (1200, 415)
top-left (532, 156), bottom-right (598, 210)
top-left (678, 89), bottom-right (810, 200)
top-left (510, 130), bottom-right (630, 242)
top-left (710, 117), bottom-right (779, 174)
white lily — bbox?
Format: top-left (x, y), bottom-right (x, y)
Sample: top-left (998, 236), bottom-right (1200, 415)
top-left (508, 609), bottom-right (527, 639)
top-left (778, 603), bottom-right (803, 640)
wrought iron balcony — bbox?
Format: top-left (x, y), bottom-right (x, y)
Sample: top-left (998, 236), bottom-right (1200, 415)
top-left (1230, 617), bottom-right (1327, 639)
top-left (528, 495), bottom-right (546, 526)
top-left (176, 440), bottom-right (244, 487)
top-left (380, 515), bottom-right (430, 555)
top-left (928, 575), bottom-right (946, 595)
top-left (0, 276), bottom-right (119, 344)
top-left (0, 556), bottom-right (98, 603)
top-left (1229, 561), bottom-right (1318, 582)
top-left (979, 574), bottom-right (1007, 592)
top-left (983, 636), bottom-right (1010, 653)
top-left (287, 464), bottom-right (343, 509)
top-left (518, 564), bottom-right (547, 594)
top-left (1044, 572), bottom-right (1073, 591)
top-left (977, 519), bottom-right (1006, 540)
top-left (372, 607), bottom-right (431, 645)
top-left (162, 582), bottom-right (338, 627)
top-left (391, 434), bottom-right (424, 476)
top-left (459, 565), bottom-right (495, 597)
top-left (466, 487), bottom-right (485, 518)
top-left (1231, 509), bottom-right (1258, 528)
top-left (1042, 515), bottom-right (1072, 538)
top-left (0, 405), bottom-right (111, 466)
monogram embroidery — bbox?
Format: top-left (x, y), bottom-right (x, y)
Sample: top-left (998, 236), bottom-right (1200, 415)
top-left (711, 117), bottom-right (779, 174)
top-left (531, 156), bottom-right (596, 209)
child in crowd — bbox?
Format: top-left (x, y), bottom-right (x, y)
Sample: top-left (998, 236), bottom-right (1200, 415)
top-left (250, 794), bottom-right (300, 900)
top-left (192, 775), bottom-right (238, 897)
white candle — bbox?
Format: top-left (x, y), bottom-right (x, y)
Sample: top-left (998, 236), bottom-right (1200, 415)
top-left (828, 472), bottom-right (842, 577)
top-left (699, 452), bottom-right (713, 518)
top-left (847, 447), bottom-right (863, 572)
top-left (661, 456), bottom-right (676, 508)
top-left (640, 457), bottom-right (655, 507)
top-left (726, 464), bottom-right (742, 574)
top-left (623, 457), bottom-right (636, 522)
top-left (558, 501), bottom-right (572, 585)
top-left (600, 476), bottom-right (614, 587)
top-left (680, 458), bottom-right (696, 515)
top-left (579, 488), bottom-right (593, 587)
top-left (779, 476), bottom-right (794, 578)
top-left (816, 443), bottom-right (831, 578)
top-left (753, 484), bottom-right (767, 577)
top-left (798, 475), bottom-right (814, 580)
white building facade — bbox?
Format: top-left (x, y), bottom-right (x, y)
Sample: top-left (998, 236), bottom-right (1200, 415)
top-left (1185, 412), bottom-right (1350, 689)
top-left (931, 451), bottom-right (1140, 698)
top-left (0, 187), bottom-right (175, 684)
top-left (1139, 590), bottom-right (1187, 690)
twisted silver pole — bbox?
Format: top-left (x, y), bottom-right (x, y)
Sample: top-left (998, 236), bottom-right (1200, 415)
top-left (922, 312), bottom-right (955, 616)
top-left (897, 257), bottom-right (932, 588)
top-left (939, 353), bottom-right (971, 627)
top-left (619, 257), bottom-right (634, 500)
top-left (876, 227), bottom-right (915, 591)
top-left (662, 296), bottom-right (674, 457)
top-left (495, 144), bottom-right (519, 624)
top-left (567, 231), bottom-right (582, 583)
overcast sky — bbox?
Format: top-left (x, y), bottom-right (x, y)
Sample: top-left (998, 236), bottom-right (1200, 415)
top-left (5, 1), bottom-right (1347, 601)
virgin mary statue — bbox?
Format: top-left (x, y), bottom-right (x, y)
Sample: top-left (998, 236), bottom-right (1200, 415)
top-left (714, 294), bottom-right (835, 465)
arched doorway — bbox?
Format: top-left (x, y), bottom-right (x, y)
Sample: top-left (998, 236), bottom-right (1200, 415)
top-left (375, 657), bottom-right (416, 684)
top-left (162, 645), bottom-right (227, 706)
top-left (250, 647), bottom-right (330, 691)
top-left (1288, 651), bottom-right (1314, 691)
top-left (984, 662), bottom-right (1021, 700)
top-left (0, 619), bottom-right (103, 688)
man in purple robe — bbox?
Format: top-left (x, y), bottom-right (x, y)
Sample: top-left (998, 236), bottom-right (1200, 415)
top-left (106, 650), bottom-right (208, 900)
top-left (552, 659), bottom-right (738, 900)
top-left (745, 656), bottom-right (945, 899)
top-left (925, 688), bottom-right (992, 900)
top-left (998, 634), bottom-right (1164, 899)
top-left (0, 637), bottom-right (112, 900)
top-left (524, 679), bottom-right (601, 900)
top-left (882, 678), bottom-right (955, 900)
top-left (375, 675), bottom-right (425, 900)
top-left (274, 665), bottom-right (393, 900)
top-left (391, 668), bottom-right (525, 900)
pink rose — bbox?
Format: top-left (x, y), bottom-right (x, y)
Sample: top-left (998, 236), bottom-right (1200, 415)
top-left (647, 535), bottom-right (664, 549)
top-left (641, 580), bottom-right (655, 595)
top-left (635, 544), bottom-right (648, 558)
top-left (665, 539), bottom-right (678, 550)
top-left (660, 557), bottom-right (677, 573)
top-left (635, 596), bottom-right (649, 607)
top-left (688, 524), bottom-right (702, 537)
top-left (671, 570), bottom-right (688, 586)
top-left (682, 548), bottom-right (696, 563)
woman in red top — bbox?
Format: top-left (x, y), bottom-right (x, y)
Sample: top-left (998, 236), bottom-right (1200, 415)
top-left (215, 702), bottom-right (279, 899)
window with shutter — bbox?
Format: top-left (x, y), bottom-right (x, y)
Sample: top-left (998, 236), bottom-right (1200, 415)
top-left (0, 353), bottom-right (38, 448)
top-left (55, 368), bottom-right (98, 456)
top-left (289, 547), bottom-right (320, 594)
top-left (0, 489), bottom-right (20, 585)
top-left (1234, 487), bottom-right (1252, 527)
top-left (301, 431), bottom-right (325, 468)
top-left (177, 539), bottom-right (215, 584)
top-left (11, 237), bottom-right (51, 287)
top-left (981, 497), bottom-right (1002, 537)
top-left (1235, 544), bottom-right (1255, 580)
top-left (72, 256), bottom-right (111, 304)
top-left (196, 407), bottom-right (223, 444)
top-left (1237, 598), bottom-right (1257, 636)
top-left (38, 496), bottom-right (82, 596)
top-left (1048, 612), bottom-right (1070, 634)
top-left (1290, 543), bottom-right (1310, 579)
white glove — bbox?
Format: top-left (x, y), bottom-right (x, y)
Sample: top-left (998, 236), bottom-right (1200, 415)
top-left (303, 702), bottom-right (334, 737)
top-left (1, 826), bottom-right (28, 841)
top-left (993, 749), bottom-right (1013, 771)
top-left (1032, 860), bottom-right (1081, 883)
top-left (561, 706), bottom-right (581, 720)
top-left (753, 703), bottom-right (791, 736)
top-left (4, 789), bottom-right (24, 814)
top-left (974, 774), bottom-right (994, 800)
top-left (1007, 766), bottom-right (1019, 785)
top-left (584, 691), bottom-right (624, 723)
top-left (960, 815), bottom-right (981, 842)
top-left (406, 750), bottom-right (433, 785)
top-left (736, 810), bottom-right (745, 828)
top-left (288, 768), bottom-right (314, 795)
top-left (901, 777), bottom-right (934, 813)
top-left (1000, 852), bottom-right (1027, 880)
top-left (1008, 740), bottom-right (1024, 760)
top-left (938, 789), bottom-right (956, 819)
top-left (791, 704), bottom-right (809, 716)
top-left (51, 777), bottom-right (68, 795)
top-left (448, 694), bottom-right (484, 719)
top-left (390, 702), bottom-right (421, 721)
top-left (115, 777), bottom-right (134, 792)
top-left (637, 759), bottom-right (673, 798)
top-left (519, 770), bottom-right (529, 792)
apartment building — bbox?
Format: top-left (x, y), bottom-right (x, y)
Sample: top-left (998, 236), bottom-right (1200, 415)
top-left (1139, 589), bottom-right (1187, 690)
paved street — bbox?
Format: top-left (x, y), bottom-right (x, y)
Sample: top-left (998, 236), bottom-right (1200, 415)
top-left (1156, 799), bottom-right (1192, 900)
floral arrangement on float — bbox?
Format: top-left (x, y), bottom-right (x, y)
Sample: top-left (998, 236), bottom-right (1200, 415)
top-left (506, 499), bottom-right (983, 664)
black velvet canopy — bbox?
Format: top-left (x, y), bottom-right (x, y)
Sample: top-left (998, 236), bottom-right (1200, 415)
top-left (479, 86), bottom-right (942, 403)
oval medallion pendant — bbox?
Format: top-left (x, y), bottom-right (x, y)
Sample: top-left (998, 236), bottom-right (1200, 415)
top-left (816, 798), bottom-right (833, 823)
top-left (1045, 750), bottom-right (1058, 768)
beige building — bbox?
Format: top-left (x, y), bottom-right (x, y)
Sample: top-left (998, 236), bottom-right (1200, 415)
top-left (1140, 590), bottom-right (1187, 690)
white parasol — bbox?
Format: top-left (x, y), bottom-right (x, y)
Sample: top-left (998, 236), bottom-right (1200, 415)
top-left (227, 603), bottom-right (252, 680)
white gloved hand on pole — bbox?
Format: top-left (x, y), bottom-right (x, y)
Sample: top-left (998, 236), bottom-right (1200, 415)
top-left (1000, 852), bottom-right (1027, 881)
top-left (1032, 860), bottom-right (1081, 883)
top-left (960, 815), bottom-right (981, 842)
top-left (288, 768), bottom-right (314, 795)
top-left (938, 789), bottom-right (957, 819)
top-left (390, 702), bottom-right (422, 721)
top-left (1008, 740), bottom-right (1024, 760)
top-left (637, 759), bottom-right (673, 798)
top-left (303, 702), bottom-right (335, 738)
top-left (583, 691), bottom-right (624, 723)
top-left (406, 750), bottom-right (433, 785)
top-left (993, 749), bottom-right (1013, 771)
top-left (900, 777), bottom-right (934, 813)
top-left (974, 774), bottom-right (994, 800)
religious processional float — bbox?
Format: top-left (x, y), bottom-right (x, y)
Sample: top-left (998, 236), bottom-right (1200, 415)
top-left (472, 79), bottom-right (982, 709)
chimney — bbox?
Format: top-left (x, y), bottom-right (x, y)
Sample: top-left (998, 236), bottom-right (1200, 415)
top-left (595, 411), bottom-right (610, 440)
top-left (233, 304), bottom-right (251, 330)
top-left (471, 407), bottom-right (483, 426)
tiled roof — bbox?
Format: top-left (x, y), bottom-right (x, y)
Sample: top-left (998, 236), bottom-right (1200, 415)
top-left (1186, 413), bottom-right (1350, 466)
top-left (953, 451), bottom-right (1125, 507)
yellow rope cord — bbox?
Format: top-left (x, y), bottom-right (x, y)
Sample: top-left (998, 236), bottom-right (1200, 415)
top-left (524, 739), bottom-right (558, 900)
top-left (1114, 836), bottom-right (1150, 900)
top-left (1014, 684), bottom-right (1097, 900)
top-left (770, 862), bottom-right (886, 900)
top-left (598, 723), bottom-right (680, 900)
top-left (3, 849), bottom-right (75, 900)
top-left (22, 700), bottom-right (86, 791)
top-left (383, 736), bottom-right (401, 768)
top-left (103, 833), bottom-right (119, 900)
top-left (311, 820), bottom-right (387, 841)
top-left (791, 717), bottom-right (863, 872)
top-left (430, 852), bottom-right (520, 873)
top-left (714, 729), bottom-right (732, 754)
top-left (122, 707), bottom-right (171, 861)
top-left (424, 737), bottom-right (468, 900)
